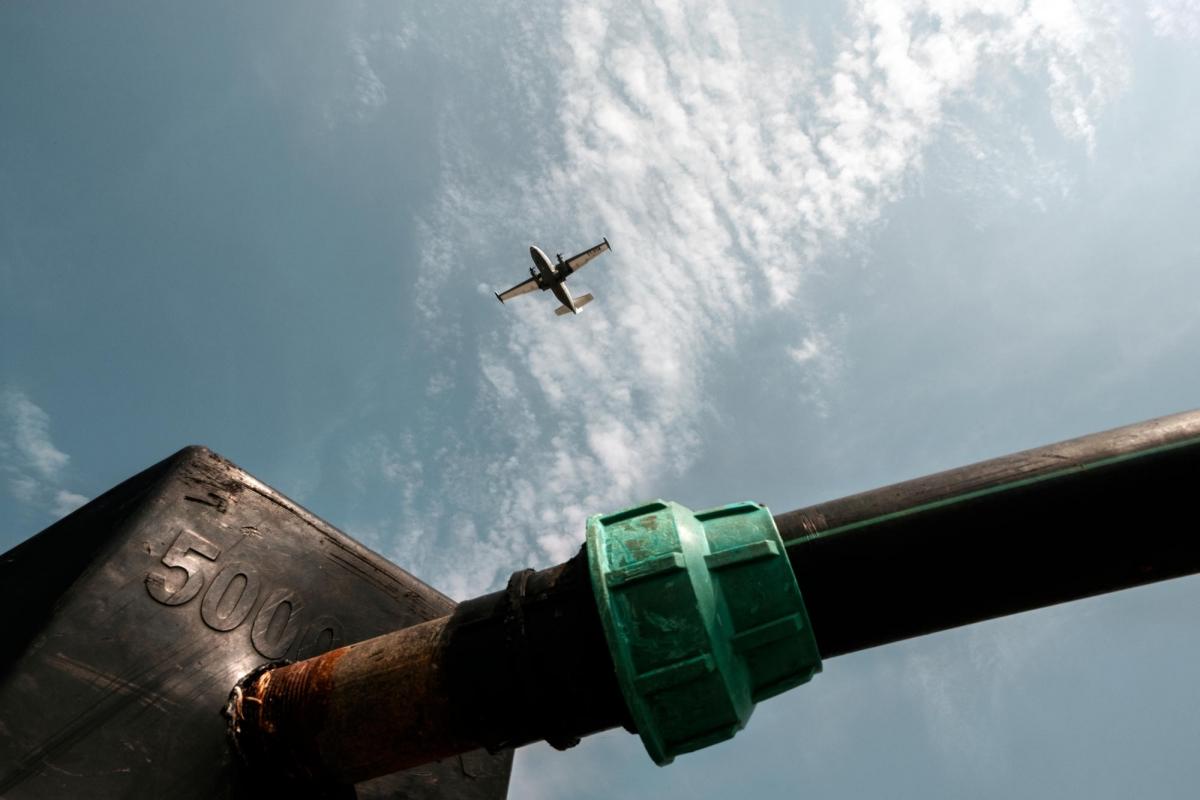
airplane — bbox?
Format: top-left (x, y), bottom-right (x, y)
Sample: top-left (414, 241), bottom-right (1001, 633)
top-left (494, 238), bottom-right (611, 316)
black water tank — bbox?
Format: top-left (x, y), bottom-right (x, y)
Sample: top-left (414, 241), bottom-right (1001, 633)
top-left (0, 446), bottom-right (512, 799)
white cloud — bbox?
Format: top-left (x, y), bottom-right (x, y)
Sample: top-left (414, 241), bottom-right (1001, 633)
top-left (481, 361), bottom-right (520, 402)
top-left (938, 122), bottom-right (1075, 226)
top-left (347, 37), bottom-right (387, 122)
top-left (250, 4), bottom-right (418, 132)
top-left (1147, 0), bottom-right (1200, 38)
top-left (1, 390), bottom-right (87, 517)
top-left (395, 0), bottom-right (1130, 596)
top-left (4, 390), bottom-right (69, 479)
top-left (788, 337), bottom-right (825, 365)
top-left (346, 432), bottom-right (424, 507)
top-left (787, 328), bottom-right (846, 416)
top-left (899, 606), bottom-right (1074, 777)
top-left (9, 475), bottom-right (37, 504)
top-left (426, 371), bottom-right (454, 397)
top-left (51, 489), bottom-right (89, 517)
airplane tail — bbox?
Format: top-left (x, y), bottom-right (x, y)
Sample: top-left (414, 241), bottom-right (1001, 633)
top-left (555, 293), bottom-right (594, 316)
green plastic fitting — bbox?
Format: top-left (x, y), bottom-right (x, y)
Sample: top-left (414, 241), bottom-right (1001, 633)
top-left (585, 500), bottom-right (822, 765)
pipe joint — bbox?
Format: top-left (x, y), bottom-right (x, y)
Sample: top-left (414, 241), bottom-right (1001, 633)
top-left (585, 500), bottom-right (821, 765)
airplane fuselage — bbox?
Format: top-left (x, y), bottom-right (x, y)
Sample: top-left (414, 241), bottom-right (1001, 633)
top-left (494, 238), bottom-right (607, 314)
top-left (530, 245), bottom-right (578, 313)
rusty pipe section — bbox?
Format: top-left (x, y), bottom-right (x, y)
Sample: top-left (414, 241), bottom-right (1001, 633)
top-left (227, 615), bottom-right (461, 785)
top-left (227, 548), bottom-right (631, 786)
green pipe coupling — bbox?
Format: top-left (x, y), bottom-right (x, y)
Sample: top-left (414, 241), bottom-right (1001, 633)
top-left (585, 500), bottom-right (821, 765)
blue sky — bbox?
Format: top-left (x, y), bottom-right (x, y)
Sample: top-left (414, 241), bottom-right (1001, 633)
top-left (3, 1), bottom-right (1200, 797)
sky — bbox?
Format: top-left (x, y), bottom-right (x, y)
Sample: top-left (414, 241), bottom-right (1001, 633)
top-left (3, 1), bottom-right (1200, 797)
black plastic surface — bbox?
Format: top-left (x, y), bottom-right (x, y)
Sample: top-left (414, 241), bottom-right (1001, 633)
top-left (0, 446), bottom-right (512, 799)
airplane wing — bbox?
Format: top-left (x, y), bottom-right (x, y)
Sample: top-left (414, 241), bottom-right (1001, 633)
top-left (495, 276), bottom-right (540, 303)
top-left (559, 238), bottom-right (611, 278)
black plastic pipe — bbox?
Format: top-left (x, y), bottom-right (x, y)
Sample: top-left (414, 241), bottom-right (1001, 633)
top-left (776, 408), bottom-right (1200, 658)
top-left (233, 409), bottom-right (1200, 783)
